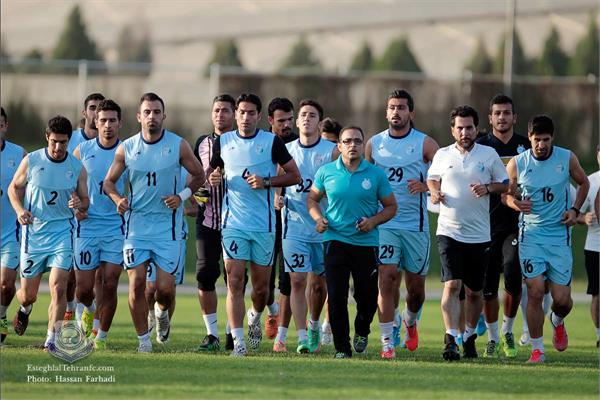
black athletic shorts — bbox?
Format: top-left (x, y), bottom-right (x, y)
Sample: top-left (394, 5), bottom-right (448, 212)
top-left (438, 235), bottom-right (490, 292)
top-left (584, 250), bottom-right (599, 295)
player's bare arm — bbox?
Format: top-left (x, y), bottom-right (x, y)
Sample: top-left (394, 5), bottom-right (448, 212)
top-left (247, 159), bottom-right (301, 189)
top-left (407, 136), bottom-right (439, 194)
top-left (307, 186), bottom-right (327, 232)
top-left (163, 140), bottom-right (206, 210)
top-left (562, 151), bottom-right (590, 226)
top-left (8, 155), bottom-right (33, 225)
top-left (365, 139), bottom-right (374, 163)
top-left (103, 144), bottom-right (129, 215)
top-left (503, 157), bottom-right (531, 214)
top-left (71, 166), bottom-right (90, 212)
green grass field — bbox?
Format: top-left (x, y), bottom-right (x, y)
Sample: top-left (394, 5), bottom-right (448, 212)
top-left (1, 293), bottom-right (598, 400)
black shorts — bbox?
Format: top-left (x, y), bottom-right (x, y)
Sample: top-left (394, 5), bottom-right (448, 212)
top-left (483, 230), bottom-right (522, 299)
top-left (195, 224), bottom-right (223, 291)
top-left (438, 235), bottom-right (490, 292)
top-left (584, 250), bottom-right (599, 295)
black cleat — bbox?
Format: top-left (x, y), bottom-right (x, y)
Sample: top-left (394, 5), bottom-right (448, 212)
top-left (463, 333), bottom-right (478, 358)
top-left (13, 309), bottom-right (30, 336)
top-left (225, 333), bottom-right (234, 351)
top-left (443, 333), bottom-right (460, 361)
top-left (197, 334), bottom-right (220, 351)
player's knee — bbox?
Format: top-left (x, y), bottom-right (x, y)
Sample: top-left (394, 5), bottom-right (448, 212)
top-left (290, 276), bottom-right (306, 293)
top-left (226, 273), bottom-right (245, 294)
top-left (445, 280), bottom-right (462, 293)
top-left (0, 279), bottom-right (15, 295)
top-left (504, 279), bottom-right (522, 298)
top-left (483, 288), bottom-right (498, 301)
top-left (526, 286), bottom-right (545, 303)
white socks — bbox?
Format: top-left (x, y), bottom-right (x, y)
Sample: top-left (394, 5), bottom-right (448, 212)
top-left (267, 302), bottom-right (279, 316)
top-left (486, 321), bottom-right (499, 343)
top-left (203, 313), bottom-right (218, 337)
top-left (502, 315), bottom-right (515, 335)
top-left (380, 321), bottom-right (393, 346)
top-left (276, 326), bottom-right (288, 343)
top-left (247, 308), bottom-right (262, 326)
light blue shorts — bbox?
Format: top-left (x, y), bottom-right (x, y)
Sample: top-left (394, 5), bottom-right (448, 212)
top-left (20, 250), bottom-right (73, 278)
top-left (1, 240), bottom-right (20, 269)
top-left (282, 239), bottom-right (324, 275)
top-left (147, 240), bottom-right (186, 285)
top-left (378, 229), bottom-right (430, 275)
top-left (74, 236), bottom-right (123, 271)
top-left (519, 242), bottom-right (573, 286)
top-left (123, 239), bottom-right (182, 275)
top-left (222, 228), bottom-right (275, 266)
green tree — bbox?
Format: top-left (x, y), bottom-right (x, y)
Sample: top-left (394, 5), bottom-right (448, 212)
top-left (534, 26), bottom-right (568, 76)
top-left (280, 37), bottom-right (321, 70)
top-left (465, 38), bottom-right (493, 74)
top-left (373, 36), bottom-right (421, 73)
top-left (493, 30), bottom-right (531, 75)
top-left (206, 38), bottom-right (243, 70)
top-left (52, 5), bottom-right (102, 61)
top-left (5, 98), bottom-right (45, 146)
top-left (569, 13), bottom-right (599, 76)
top-left (117, 25), bottom-right (152, 64)
top-left (350, 41), bottom-right (374, 72)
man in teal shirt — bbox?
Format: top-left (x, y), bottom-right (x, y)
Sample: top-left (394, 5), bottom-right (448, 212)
top-left (308, 126), bottom-right (397, 358)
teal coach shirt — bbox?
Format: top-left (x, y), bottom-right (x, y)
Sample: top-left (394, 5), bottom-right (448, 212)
top-left (313, 157), bottom-right (392, 247)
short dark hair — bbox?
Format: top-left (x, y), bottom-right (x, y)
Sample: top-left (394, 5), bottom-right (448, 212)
top-left (298, 99), bottom-right (324, 121)
top-left (213, 94), bottom-right (236, 110)
top-left (528, 114), bottom-right (554, 136)
top-left (339, 125), bottom-right (364, 139)
top-left (267, 97), bottom-right (293, 117)
top-left (489, 93), bottom-right (515, 114)
top-left (388, 89), bottom-right (414, 112)
top-left (96, 99), bottom-right (122, 120)
top-left (237, 93), bottom-right (262, 113)
top-left (1, 106), bottom-right (6, 122)
top-left (139, 92), bottom-right (165, 111)
top-left (450, 105), bottom-right (479, 127)
top-left (321, 117), bottom-right (342, 135)
top-left (46, 115), bottom-right (73, 138)
top-left (84, 93), bottom-right (105, 109)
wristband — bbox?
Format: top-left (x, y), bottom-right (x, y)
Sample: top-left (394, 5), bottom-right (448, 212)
top-left (263, 177), bottom-right (271, 188)
top-left (485, 184), bottom-right (490, 194)
top-left (177, 187), bottom-right (192, 202)
top-left (570, 206), bottom-right (580, 217)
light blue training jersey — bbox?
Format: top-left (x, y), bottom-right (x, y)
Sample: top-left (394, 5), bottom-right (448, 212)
top-left (122, 130), bottom-right (183, 241)
top-left (370, 128), bottom-right (430, 232)
top-left (23, 149), bottom-right (82, 252)
top-left (68, 128), bottom-right (93, 154)
top-left (219, 130), bottom-right (280, 233)
top-left (76, 138), bottom-right (126, 238)
top-left (515, 146), bottom-right (572, 245)
top-left (283, 137), bottom-right (336, 242)
top-left (1, 140), bottom-right (25, 244)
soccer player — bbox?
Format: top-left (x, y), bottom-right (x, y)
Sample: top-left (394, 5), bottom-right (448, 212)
top-left (266, 97), bottom-right (298, 346)
top-left (208, 93), bottom-right (301, 356)
top-left (475, 94), bottom-right (530, 358)
top-left (0, 107), bottom-right (26, 344)
top-left (428, 105), bottom-right (508, 361)
top-left (282, 99), bottom-right (338, 353)
top-left (320, 117), bottom-right (342, 143)
top-left (65, 92), bottom-right (105, 325)
top-left (505, 115), bottom-right (589, 363)
top-left (577, 145), bottom-right (600, 347)
top-left (308, 126), bottom-right (397, 359)
top-left (103, 92), bottom-right (204, 352)
top-left (72, 99), bottom-right (126, 348)
top-left (194, 94), bottom-right (239, 352)
top-left (8, 116), bottom-right (89, 351)
top-left (366, 89), bottom-right (439, 358)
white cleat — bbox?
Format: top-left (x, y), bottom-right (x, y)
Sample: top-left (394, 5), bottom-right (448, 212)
top-left (155, 303), bottom-right (170, 344)
top-left (137, 341), bottom-right (152, 353)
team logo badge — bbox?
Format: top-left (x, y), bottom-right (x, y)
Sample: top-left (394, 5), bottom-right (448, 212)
top-left (255, 144), bottom-right (265, 155)
top-left (8, 159), bottom-right (15, 168)
top-left (476, 161), bottom-right (485, 172)
top-left (361, 178), bottom-right (372, 190)
top-left (66, 170), bottom-right (74, 179)
top-left (555, 164), bottom-right (564, 173)
top-left (314, 154), bottom-right (325, 166)
top-left (406, 145), bottom-right (415, 155)
top-left (162, 146), bottom-right (172, 156)
top-left (48, 320), bottom-right (94, 363)
top-left (516, 144), bottom-right (525, 154)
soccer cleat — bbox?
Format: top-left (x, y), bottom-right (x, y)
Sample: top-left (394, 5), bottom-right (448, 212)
top-left (443, 334), bottom-right (460, 361)
top-left (321, 325), bottom-right (333, 346)
top-left (137, 341), bottom-right (152, 353)
top-left (63, 310), bottom-right (74, 321)
top-left (43, 342), bottom-right (57, 353)
top-left (225, 333), bottom-right (234, 351)
top-left (353, 335), bottom-right (368, 354)
top-left (13, 309), bottom-right (30, 336)
top-left (94, 337), bottom-right (107, 350)
top-left (296, 340), bottom-right (310, 354)
top-left (91, 328), bottom-right (98, 339)
top-left (456, 334), bottom-right (464, 346)
top-left (0, 318), bottom-right (9, 343)
top-left (333, 351), bottom-right (351, 359)
top-left (230, 341), bottom-right (247, 357)
top-left (197, 334), bottom-right (220, 351)
top-left (265, 314), bottom-right (278, 340)
top-left (501, 332), bottom-right (518, 358)
top-left (154, 304), bottom-right (171, 344)
top-left (404, 322), bottom-right (419, 352)
top-left (392, 324), bottom-right (401, 347)
top-left (552, 322), bottom-right (568, 352)
top-left (380, 344), bottom-right (396, 359)
top-left (483, 340), bottom-right (499, 358)
top-left (308, 327), bottom-right (321, 353)
top-left (476, 314), bottom-right (487, 337)
top-left (273, 340), bottom-right (287, 352)
top-left (247, 318), bottom-right (262, 350)
top-left (526, 349), bottom-right (545, 363)
top-left (519, 331), bottom-right (531, 346)
top-left (81, 309), bottom-right (95, 337)
top-left (463, 334), bottom-right (478, 358)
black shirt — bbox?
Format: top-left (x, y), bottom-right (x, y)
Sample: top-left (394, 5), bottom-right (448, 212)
top-left (476, 132), bottom-right (530, 233)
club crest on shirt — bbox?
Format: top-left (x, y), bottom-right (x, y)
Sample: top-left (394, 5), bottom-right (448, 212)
top-left (516, 144), bottom-right (526, 154)
top-left (7, 159), bottom-right (15, 168)
top-left (361, 178), bottom-right (372, 190)
top-left (555, 164), bottom-right (564, 173)
top-left (162, 146), bottom-right (172, 157)
top-left (476, 161), bottom-right (485, 172)
top-left (66, 170), bottom-right (74, 179)
top-left (255, 144), bottom-right (265, 155)
top-left (406, 145), bottom-right (416, 155)
top-left (314, 154), bottom-right (326, 167)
